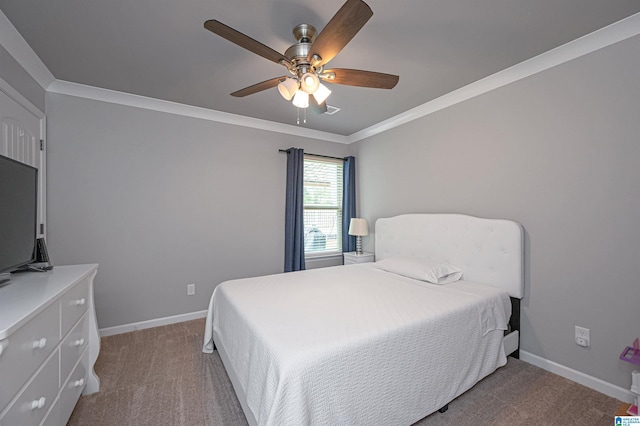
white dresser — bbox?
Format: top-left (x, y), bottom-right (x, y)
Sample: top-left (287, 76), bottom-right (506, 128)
top-left (0, 264), bottom-right (100, 426)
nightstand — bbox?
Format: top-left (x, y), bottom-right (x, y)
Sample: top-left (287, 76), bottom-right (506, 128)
top-left (343, 252), bottom-right (375, 265)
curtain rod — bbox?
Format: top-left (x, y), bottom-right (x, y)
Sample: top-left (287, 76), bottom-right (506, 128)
top-left (278, 149), bottom-right (347, 161)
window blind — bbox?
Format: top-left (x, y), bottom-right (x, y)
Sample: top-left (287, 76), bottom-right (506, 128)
top-left (303, 155), bottom-right (343, 255)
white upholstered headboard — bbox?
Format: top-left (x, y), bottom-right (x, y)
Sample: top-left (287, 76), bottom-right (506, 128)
top-left (375, 214), bottom-right (524, 298)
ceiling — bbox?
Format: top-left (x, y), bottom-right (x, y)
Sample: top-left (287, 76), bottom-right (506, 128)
top-left (1, 0), bottom-right (639, 136)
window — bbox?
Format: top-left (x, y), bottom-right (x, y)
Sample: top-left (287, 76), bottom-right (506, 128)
top-left (303, 155), bottom-right (343, 256)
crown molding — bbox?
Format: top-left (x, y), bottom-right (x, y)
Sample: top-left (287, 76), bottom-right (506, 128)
top-left (348, 12), bottom-right (640, 143)
top-left (0, 9), bottom-right (55, 90)
top-left (0, 75), bottom-right (45, 118)
top-left (47, 80), bottom-right (349, 144)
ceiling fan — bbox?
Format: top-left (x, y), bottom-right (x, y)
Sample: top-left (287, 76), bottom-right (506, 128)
top-left (204, 0), bottom-right (399, 115)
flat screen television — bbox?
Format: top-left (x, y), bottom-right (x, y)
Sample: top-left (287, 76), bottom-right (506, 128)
top-left (0, 154), bottom-right (38, 285)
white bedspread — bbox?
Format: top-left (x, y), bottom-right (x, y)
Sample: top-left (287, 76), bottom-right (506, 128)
top-left (203, 264), bottom-right (511, 426)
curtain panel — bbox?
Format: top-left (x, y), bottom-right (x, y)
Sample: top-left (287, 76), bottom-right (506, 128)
top-left (284, 148), bottom-right (306, 272)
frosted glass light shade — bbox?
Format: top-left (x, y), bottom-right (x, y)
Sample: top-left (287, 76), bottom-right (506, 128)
top-left (348, 218), bottom-right (369, 236)
top-left (312, 83), bottom-right (332, 104)
top-left (300, 73), bottom-right (320, 94)
top-left (292, 91), bottom-right (309, 108)
top-left (278, 78), bottom-right (298, 101)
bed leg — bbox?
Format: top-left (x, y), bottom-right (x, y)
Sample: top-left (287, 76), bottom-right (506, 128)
top-left (438, 404), bottom-right (449, 413)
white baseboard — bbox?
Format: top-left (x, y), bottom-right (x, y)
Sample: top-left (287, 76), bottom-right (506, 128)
top-left (99, 310), bottom-right (208, 337)
top-left (520, 350), bottom-right (634, 404)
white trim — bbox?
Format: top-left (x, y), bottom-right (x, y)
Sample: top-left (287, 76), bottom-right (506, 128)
top-left (98, 309), bottom-right (207, 337)
top-left (520, 350), bottom-right (635, 404)
top-left (39, 115), bottom-right (47, 239)
top-left (0, 9), bottom-right (55, 90)
top-left (305, 252), bottom-right (343, 260)
top-left (47, 80), bottom-right (349, 144)
top-left (0, 75), bottom-right (44, 118)
top-left (347, 12), bottom-right (640, 143)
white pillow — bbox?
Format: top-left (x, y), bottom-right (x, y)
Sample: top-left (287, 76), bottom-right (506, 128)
top-left (375, 256), bottom-right (463, 284)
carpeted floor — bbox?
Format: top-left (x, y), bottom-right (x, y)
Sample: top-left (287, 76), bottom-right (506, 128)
top-left (68, 318), bottom-right (621, 426)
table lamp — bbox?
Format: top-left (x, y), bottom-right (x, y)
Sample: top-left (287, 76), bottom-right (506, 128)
top-left (348, 218), bottom-right (369, 255)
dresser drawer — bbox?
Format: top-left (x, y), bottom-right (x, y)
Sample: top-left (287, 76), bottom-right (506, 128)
top-left (60, 312), bottom-right (88, 383)
top-left (0, 301), bottom-right (60, 409)
top-left (0, 350), bottom-right (59, 426)
top-left (59, 349), bottom-right (88, 424)
top-left (39, 396), bottom-right (61, 426)
top-left (60, 277), bottom-right (89, 336)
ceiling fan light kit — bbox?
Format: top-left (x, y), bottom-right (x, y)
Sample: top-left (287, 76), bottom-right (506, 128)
top-left (278, 77), bottom-right (299, 101)
top-left (292, 90), bottom-right (310, 109)
top-left (204, 0), bottom-right (399, 123)
top-left (312, 83), bottom-right (332, 104)
top-left (300, 72), bottom-right (320, 94)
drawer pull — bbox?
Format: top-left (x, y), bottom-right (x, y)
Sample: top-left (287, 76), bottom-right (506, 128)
top-left (73, 378), bottom-right (85, 388)
top-left (30, 397), bottom-right (46, 410)
top-left (0, 340), bottom-right (6, 357)
top-left (74, 338), bottom-right (86, 347)
top-left (32, 338), bottom-right (47, 349)
top-left (75, 298), bottom-right (86, 306)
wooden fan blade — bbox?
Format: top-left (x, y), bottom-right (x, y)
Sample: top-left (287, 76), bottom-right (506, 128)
top-left (323, 68), bottom-right (399, 89)
top-left (307, 0), bottom-right (373, 67)
top-left (309, 96), bottom-right (328, 114)
top-left (204, 20), bottom-right (290, 67)
top-left (231, 77), bottom-right (286, 97)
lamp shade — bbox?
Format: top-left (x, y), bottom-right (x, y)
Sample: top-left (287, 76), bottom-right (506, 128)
top-left (278, 78), bottom-right (298, 101)
top-left (292, 90), bottom-right (309, 108)
top-left (312, 83), bottom-right (332, 104)
top-left (348, 218), bottom-right (369, 236)
top-left (300, 72), bottom-right (320, 94)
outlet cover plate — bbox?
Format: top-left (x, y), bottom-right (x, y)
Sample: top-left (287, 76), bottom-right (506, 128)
top-left (575, 326), bottom-right (590, 347)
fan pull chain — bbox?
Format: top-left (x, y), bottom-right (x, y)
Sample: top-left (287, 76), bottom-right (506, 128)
top-left (295, 108), bottom-right (308, 125)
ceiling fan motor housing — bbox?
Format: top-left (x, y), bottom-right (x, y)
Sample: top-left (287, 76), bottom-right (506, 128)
top-left (285, 24), bottom-right (323, 78)
top-left (292, 23), bottom-right (317, 43)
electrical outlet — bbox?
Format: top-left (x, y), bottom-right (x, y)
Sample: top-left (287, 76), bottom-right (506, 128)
top-left (575, 326), bottom-right (590, 347)
top-left (187, 283), bottom-right (195, 296)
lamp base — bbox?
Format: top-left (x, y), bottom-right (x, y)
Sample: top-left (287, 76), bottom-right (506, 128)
top-left (355, 236), bottom-right (363, 255)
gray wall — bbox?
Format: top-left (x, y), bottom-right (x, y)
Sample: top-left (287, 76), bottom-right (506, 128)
top-left (45, 92), bottom-right (349, 328)
top-left (0, 44), bottom-right (44, 112)
top-left (353, 35), bottom-right (640, 389)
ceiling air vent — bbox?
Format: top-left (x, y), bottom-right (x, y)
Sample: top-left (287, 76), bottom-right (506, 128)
top-left (324, 105), bottom-right (341, 115)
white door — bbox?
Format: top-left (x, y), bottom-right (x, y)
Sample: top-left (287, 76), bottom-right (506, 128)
top-left (0, 88), bottom-right (46, 238)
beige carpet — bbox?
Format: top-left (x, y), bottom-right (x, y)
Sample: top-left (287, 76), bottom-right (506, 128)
top-left (68, 318), bottom-right (621, 425)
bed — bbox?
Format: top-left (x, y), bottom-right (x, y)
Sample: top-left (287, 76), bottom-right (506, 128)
top-left (203, 213), bottom-right (524, 425)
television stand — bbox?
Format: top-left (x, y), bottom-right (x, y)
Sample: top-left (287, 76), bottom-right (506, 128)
top-left (10, 263), bottom-right (53, 274)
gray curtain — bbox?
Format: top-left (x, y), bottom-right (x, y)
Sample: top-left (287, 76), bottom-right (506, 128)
top-left (342, 156), bottom-right (356, 253)
top-left (284, 148), bottom-right (305, 272)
